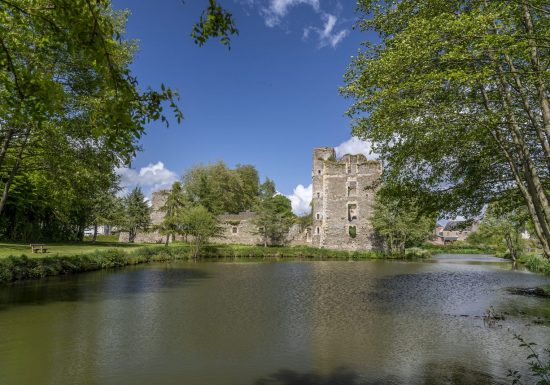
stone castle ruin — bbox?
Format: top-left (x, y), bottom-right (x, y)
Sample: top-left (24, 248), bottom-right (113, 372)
top-left (122, 147), bottom-right (382, 250)
top-left (311, 148), bottom-right (382, 251)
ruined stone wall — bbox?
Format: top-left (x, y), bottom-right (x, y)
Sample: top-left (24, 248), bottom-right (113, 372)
top-left (288, 224), bottom-right (312, 246)
top-left (120, 196), bottom-right (310, 246)
top-left (212, 212), bottom-right (263, 245)
top-left (120, 147), bottom-right (380, 250)
top-left (311, 148), bottom-right (382, 251)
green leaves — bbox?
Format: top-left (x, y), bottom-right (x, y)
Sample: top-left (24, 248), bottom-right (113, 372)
top-left (342, 0), bottom-right (550, 223)
top-left (182, 162), bottom-right (260, 215)
top-left (191, 0), bottom-right (238, 48)
top-left (121, 187), bottom-right (151, 243)
top-left (252, 193), bottom-right (295, 247)
top-left (180, 204), bottom-right (222, 257)
top-left (371, 194), bottom-right (436, 255)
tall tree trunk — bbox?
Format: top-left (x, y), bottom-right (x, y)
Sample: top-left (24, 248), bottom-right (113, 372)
top-left (505, 233), bottom-right (516, 262)
top-left (502, 54), bottom-right (550, 169)
top-left (522, 4), bottom-right (550, 141)
top-left (480, 87), bottom-right (550, 257)
top-left (92, 224), bottom-right (98, 243)
top-left (129, 228), bottom-right (136, 243)
top-left (165, 234), bottom-right (170, 246)
top-left (0, 126), bottom-right (31, 216)
top-left (0, 126), bottom-right (14, 170)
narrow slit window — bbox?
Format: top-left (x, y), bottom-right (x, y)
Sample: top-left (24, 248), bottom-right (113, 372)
top-left (316, 227), bottom-right (320, 235)
top-left (348, 204), bottom-right (358, 221)
top-left (316, 213), bottom-right (320, 220)
top-left (232, 226), bottom-right (238, 234)
top-left (348, 181), bottom-right (357, 197)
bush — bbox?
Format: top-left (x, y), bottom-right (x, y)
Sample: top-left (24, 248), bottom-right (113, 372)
top-left (519, 254), bottom-right (550, 275)
top-left (404, 247), bottom-right (432, 259)
top-left (508, 334), bottom-right (550, 385)
top-left (421, 242), bottom-right (496, 255)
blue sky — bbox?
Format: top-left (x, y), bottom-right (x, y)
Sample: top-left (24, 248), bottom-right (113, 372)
top-left (114, 0), bottom-right (377, 214)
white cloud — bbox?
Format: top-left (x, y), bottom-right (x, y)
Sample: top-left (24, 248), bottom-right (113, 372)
top-left (116, 161), bottom-right (178, 197)
top-left (256, 0), bottom-right (349, 48)
top-left (287, 184), bottom-right (312, 215)
top-left (334, 137), bottom-right (378, 159)
top-left (262, 0), bottom-right (320, 27)
top-left (307, 13), bottom-right (349, 48)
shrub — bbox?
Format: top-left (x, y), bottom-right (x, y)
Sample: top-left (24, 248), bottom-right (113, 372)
top-left (520, 254), bottom-right (550, 275)
top-left (404, 247), bottom-right (432, 259)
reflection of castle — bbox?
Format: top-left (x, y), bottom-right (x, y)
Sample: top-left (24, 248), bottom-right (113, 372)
top-left (312, 148), bottom-right (382, 251)
top-left (122, 147), bottom-right (382, 251)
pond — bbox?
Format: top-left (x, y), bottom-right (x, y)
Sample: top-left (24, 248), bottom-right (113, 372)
top-left (0, 255), bottom-right (549, 385)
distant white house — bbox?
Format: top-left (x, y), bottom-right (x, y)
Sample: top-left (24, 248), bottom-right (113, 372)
top-left (84, 225), bottom-right (114, 237)
top-left (433, 219), bottom-right (479, 245)
top-left (521, 230), bottom-right (532, 240)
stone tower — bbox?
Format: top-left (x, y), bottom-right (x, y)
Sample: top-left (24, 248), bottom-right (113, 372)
top-left (311, 147), bottom-right (382, 251)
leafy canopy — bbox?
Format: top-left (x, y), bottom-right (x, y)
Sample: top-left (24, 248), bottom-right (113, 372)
top-left (342, 0), bottom-right (550, 258)
top-left (182, 162), bottom-right (260, 215)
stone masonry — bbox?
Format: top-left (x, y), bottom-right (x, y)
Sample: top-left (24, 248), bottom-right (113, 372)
top-left (121, 147), bottom-right (382, 250)
top-left (311, 147), bottom-right (382, 251)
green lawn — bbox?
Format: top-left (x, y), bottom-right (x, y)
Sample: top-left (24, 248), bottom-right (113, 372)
top-left (0, 241), bottom-right (143, 258)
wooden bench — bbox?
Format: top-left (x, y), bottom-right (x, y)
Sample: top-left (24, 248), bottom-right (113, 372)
top-left (30, 244), bottom-right (48, 253)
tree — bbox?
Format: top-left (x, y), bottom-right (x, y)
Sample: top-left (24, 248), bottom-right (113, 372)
top-left (0, 1), bottom-right (185, 216)
top-left (181, 205), bottom-right (222, 258)
top-left (469, 202), bottom-right (528, 261)
top-left (156, 182), bottom-right (188, 246)
top-left (253, 194), bottom-right (295, 247)
top-left (182, 162), bottom-right (260, 214)
top-left (371, 195), bottom-right (435, 256)
top-left (121, 187), bottom-right (151, 243)
top-left (259, 178), bottom-right (276, 199)
top-left (88, 190), bottom-right (125, 243)
top-left (191, 0), bottom-right (238, 48)
top-left (342, 1), bottom-right (550, 259)
top-left (0, 0), bottom-right (238, 241)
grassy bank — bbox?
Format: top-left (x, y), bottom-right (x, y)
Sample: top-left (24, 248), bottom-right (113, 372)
top-left (0, 243), bottom-right (430, 285)
top-left (420, 242), bottom-right (496, 255)
top-left (519, 253), bottom-right (550, 275)
top-left (0, 240), bottom-right (141, 258)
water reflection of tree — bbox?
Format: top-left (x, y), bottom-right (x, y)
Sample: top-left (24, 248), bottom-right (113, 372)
top-left (253, 364), bottom-right (502, 385)
top-left (254, 367), bottom-right (374, 385)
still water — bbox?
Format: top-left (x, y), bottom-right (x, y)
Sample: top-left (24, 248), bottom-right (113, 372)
top-left (0, 255), bottom-right (549, 385)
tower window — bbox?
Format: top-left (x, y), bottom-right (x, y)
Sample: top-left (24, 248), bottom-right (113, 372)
top-left (317, 192), bottom-right (320, 198)
top-left (348, 204), bottom-right (358, 221)
top-left (232, 226), bottom-right (238, 234)
top-left (316, 213), bottom-right (320, 220)
top-left (318, 169), bottom-right (321, 175)
top-left (349, 226), bottom-right (357, 238)
top-left (348, 181), bottom-right (357, 197)
top-left (316, 227), bottom-right (320, 235)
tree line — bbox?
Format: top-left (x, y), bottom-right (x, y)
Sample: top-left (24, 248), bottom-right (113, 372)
top-left (0, 0), bottom-right (237, 242)
top-left (343, 0), bottom-right (550, 260)
top-left (154, 162), bottom-right (297, 256)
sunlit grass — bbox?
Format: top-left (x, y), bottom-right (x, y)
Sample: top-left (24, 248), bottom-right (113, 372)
top-left (0, 241), bottom-right (142, 258)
